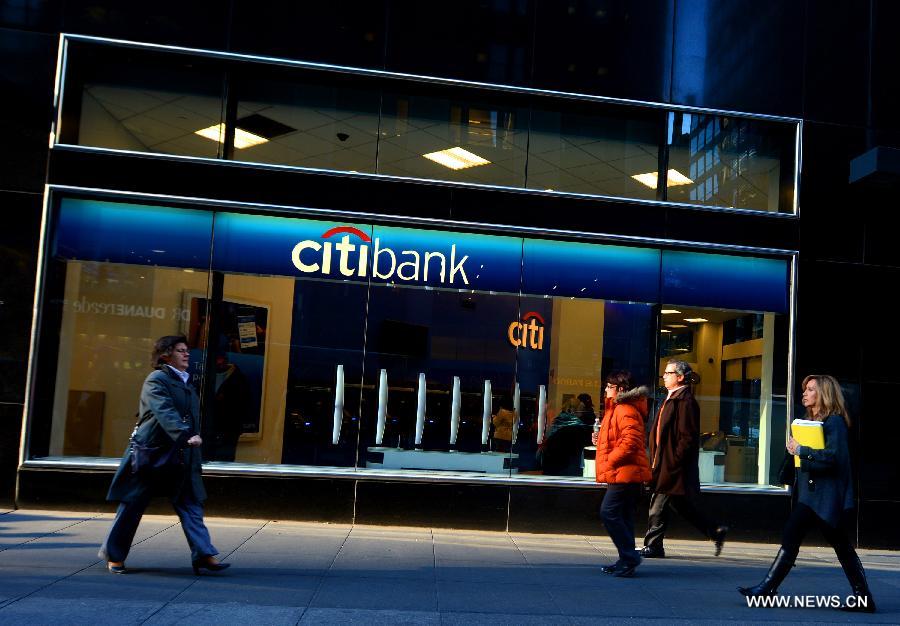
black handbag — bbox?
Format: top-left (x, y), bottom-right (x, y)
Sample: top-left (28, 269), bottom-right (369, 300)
top-left (128, 413), bottom-right (185, 473)
top-left (776, 449), bottom-right (795, 485)
top-left (129, 439), bottom-right (184, 473)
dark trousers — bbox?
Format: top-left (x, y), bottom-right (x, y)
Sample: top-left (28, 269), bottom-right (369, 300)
top-left (601, 483), bottom-right (642, 565)
top-left (781, 502), bottom-right (853, 554)
top-left (643, 490), bottom-right (717, 549)
top-left (98, 485), bottom-right (217, 563)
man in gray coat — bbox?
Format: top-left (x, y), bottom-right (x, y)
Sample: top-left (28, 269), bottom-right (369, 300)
top-left (98, 335), bottom-right (230, 575)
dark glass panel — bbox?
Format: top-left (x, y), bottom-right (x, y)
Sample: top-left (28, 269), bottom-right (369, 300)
top-left (229, 0), bottom-right (386, 69)
top-left (0, 191), bottom-right (41, 403)
top-left (671, 0), bottom-right (804, 116)
top-left (63, 0), bottom-right (228, 49)
top-left (532, 0), bottom-right (674, 102)
top-left (0, 29), bottom-right (56, 192)
top-left (385, 0), bottom-right (534, 85)
top-left (666, 112), bottom-right (796, 213)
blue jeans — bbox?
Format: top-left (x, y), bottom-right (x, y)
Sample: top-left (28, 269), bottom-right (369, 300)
top-left (99, 486), bottom-right (217, 563)
top-left (601, 483), bottom-right (642, 566)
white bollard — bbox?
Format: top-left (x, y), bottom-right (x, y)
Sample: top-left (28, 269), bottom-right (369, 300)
top-left (537, 384), bottom-right (547, 444)
top-left (449, 376), bottom-right (461, 446)
top-left (511, 382), bottom-right (521, 445)
top-left (414, 373), bottom-right (426, 447)
top-left (481, 380), bottom-right (492, 447)
top-left (332, 364), bottom-right (344, 445)
top-left (375, 369), bottom-right (388, 445)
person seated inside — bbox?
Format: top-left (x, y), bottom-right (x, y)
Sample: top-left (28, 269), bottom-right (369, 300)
top-left (539, 397), bottom-right (593, 476)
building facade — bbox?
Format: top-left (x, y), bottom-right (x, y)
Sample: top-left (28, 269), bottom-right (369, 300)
top-left (1, 1), bottom-right (898, 548)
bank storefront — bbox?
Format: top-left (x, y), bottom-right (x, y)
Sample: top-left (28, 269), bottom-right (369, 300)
top-left (22, 189), bottom-right (793, 503)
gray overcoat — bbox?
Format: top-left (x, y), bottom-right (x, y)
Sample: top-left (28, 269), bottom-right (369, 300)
top-left (106, 366), bottom-right (207, 503)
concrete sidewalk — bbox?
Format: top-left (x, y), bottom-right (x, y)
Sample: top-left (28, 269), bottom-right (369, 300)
top-left (0, 509), bottom-right (896, 625)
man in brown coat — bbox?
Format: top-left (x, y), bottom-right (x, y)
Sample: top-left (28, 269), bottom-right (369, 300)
top-left (641, 360), bottom-right (728, 558)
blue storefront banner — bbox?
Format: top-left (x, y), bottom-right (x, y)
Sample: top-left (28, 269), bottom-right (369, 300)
top-left (212, 213), bottom-right (524, 293)
top-left (54, 198), bottom-right (791, 314)
top-left (661, 250), bottom-right (789, 314)
top-left (523, 239), bottom-right (660, 303)
top-left (55, 198), bottom-right (213, 269)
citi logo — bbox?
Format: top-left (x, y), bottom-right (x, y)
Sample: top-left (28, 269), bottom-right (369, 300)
top-left (291, 226), bottom-right (470, 285)
top-left (508, 311), bottom-right (546, 350)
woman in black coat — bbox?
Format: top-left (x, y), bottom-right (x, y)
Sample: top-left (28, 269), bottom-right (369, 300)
top-left (98, 335), bottom-right (230, 575)
top-left (738, 375), bottom-right (874, 612)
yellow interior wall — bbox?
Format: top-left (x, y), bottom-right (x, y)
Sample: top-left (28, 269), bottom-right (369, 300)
top-left (547, 298), bottom-right (605, 413)
top-left (53, 263), bottom-right (210, 457)
top-left (222, 274), bottom-right (294, 464)
top-left (52, 263), bottom-right (294, 464)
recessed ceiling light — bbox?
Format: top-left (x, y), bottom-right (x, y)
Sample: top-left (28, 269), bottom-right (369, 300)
top-left (661, 309), bottom-right (682, 314)
top-left (660, 329), bottom-right (672, 333)
top-left (667, 324), bottom-right (688, 329)
top-left (423, 147), bottom-right (491, 170)
top-left (194, 123), bottom-right (268, 149)
top-left (684, 317), bottom-right (708, 323)
top-left (631, 169), bottom-right (694, 189)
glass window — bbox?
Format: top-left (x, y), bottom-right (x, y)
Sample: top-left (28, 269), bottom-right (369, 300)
top-left (31, 199), bottom-right (214, 461)
top-left (231, 70), bottom-right (381, 173)
top-left (62, 46), bottom-right (225, 158)
top-left (527, 102), bottom-right (661, 199)
top-left (658, 307), bottom-right (788, 486)
top-left (378, 91), bottom-right (528, 187)
top-left (359, 287), bottom-right (521, 476)
top-left (667, 112), bottom-right (796, 213)
top-left (32, 197), bottom-right (792, 490)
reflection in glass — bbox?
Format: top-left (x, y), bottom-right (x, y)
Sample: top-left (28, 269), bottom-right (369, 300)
top-left (514, 297), bottom-right (654, 479)
top-left (68, 48), bottom-right (225, 158)
top-left (232, 75), bottom-right (381, 172)
top-left (666, 112), bottom-right (796, 212)
top-left (378, 94), bottom-right (528, 187)
top-left (279, 280), bottom-right (367, 468)
top-left (527, 105), bottom-right (661, 199)
top-left (47, 262), bottom-right (212, 459)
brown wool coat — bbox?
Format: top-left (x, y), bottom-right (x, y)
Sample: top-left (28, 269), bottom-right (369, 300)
top-left (595, 386), bottom-right (652, 484)
top-left (648, 385), bottom-right (701, 496)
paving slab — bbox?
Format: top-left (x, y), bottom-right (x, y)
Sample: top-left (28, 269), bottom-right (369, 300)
top-left (0, 510), bottom-right (895, 624)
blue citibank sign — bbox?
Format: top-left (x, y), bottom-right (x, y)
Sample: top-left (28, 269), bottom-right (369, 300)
top-left (54, 198), bottom-right (790, 314)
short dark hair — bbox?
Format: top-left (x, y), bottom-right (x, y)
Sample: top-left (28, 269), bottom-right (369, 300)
top-left (152, 335), bottom-right (188, 368)
top-left (606, 370), bottom-right (634, 391)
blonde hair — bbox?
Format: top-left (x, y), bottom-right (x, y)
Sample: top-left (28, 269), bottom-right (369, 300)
top-left (802, 374), bottom-right (850, 428)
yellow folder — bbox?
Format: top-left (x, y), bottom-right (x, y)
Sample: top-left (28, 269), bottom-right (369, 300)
top-left (791, 419), bottom-right (824, 467)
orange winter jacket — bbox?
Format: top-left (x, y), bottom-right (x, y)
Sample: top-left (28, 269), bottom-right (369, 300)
top-left (595, 386), bottom-right (652, 484)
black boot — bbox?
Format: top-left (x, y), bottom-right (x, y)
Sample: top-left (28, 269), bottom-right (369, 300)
top-left (738, 547), bottom-right (797, 597)
top-left (835, 547), bottom-right (876, 613)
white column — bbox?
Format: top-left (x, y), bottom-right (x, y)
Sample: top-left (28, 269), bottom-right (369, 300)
top-left (481, 380), bottom-right (492, 446)
top-left (449, 376), bottom-right (461, 446)
top-left (414, 373), bottom-right (426, 447)
top-left (375, 369), bottom-right (388, 445)
top-left (537, 384), bottom-right (547, 443)
top-left (511, 382), bottom-right (521, 445)
top-left (332, 364), bottom-right (344, 445)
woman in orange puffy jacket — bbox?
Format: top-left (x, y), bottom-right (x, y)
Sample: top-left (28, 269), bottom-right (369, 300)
top-left (592, 370), bottom-right (652, 577)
